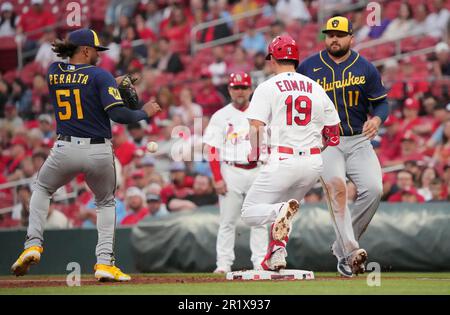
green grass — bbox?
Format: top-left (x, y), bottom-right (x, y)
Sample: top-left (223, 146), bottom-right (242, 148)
top-left (1, 273), bottom-right (450, 295)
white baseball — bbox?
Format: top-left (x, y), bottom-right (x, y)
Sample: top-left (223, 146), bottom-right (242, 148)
top-left (146, 141), bottom-right (158, 153)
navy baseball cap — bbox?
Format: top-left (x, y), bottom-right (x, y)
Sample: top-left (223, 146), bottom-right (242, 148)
top-left (68, 29), bottom-right (109, 51)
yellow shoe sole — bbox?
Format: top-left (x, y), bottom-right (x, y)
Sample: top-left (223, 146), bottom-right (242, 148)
top-left (11, 252), bottom-right (41, 277)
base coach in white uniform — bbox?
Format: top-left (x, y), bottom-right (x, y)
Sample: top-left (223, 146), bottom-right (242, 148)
top-left (204, 72), bottom-right (268, 273)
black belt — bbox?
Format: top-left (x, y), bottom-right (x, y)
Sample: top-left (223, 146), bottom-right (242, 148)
top-left (341, 130), bottom-right (362, 136)
top-left (57, 135), bottom-right (105, 144)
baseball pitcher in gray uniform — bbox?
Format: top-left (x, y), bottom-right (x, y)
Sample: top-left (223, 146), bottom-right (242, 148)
top-left (11, 29), bottom-right (161, 281)
top-left (297, 17), bottom-right (389, 277)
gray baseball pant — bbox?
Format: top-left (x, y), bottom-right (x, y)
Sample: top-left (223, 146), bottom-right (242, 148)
top-left (25, 137), bottom-right (117, 266)
top-left (321, 134), bottom-right (383, 260)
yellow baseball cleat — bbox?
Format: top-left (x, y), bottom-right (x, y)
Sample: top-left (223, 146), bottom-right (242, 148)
top-left (11, 246), bottom-right (44, 277)
top-left (94, 264), bottom-right (131, 282)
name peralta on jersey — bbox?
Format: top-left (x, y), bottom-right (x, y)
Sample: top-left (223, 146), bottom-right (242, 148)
top-left (47, 62), bottom-right (125, 139)
top-left (246, 72), bottom-right (340, 149)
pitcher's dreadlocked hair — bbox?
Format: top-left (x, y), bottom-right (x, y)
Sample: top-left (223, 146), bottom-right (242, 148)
top-left (52, 39), bottom-right (80, 59)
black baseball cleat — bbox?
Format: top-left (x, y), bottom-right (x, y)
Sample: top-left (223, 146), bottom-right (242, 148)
top-left (337, 258), bottom-right (353, 278)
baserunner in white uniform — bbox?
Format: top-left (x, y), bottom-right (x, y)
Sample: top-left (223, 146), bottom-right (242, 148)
top-left (204, 72), bottom-right (268, 273)
top-left (241, 35), bottom-right (341, 271)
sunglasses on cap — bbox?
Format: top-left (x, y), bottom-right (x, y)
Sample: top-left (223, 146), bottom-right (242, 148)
top-left (230, 86), bottom-right (250, 90)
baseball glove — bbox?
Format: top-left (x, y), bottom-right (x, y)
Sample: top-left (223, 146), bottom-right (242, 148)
top-left (117, 74), bottom-right (140, 110)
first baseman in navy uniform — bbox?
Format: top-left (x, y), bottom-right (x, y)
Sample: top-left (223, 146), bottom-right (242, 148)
top-left (11, 29), bottom-right (161, 281)
top-left (297, 16), bottom-right (389, 277)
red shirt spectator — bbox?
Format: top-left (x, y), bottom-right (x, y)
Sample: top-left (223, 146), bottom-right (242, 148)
top-left (6, 136), bottom-right (29, 174)
top-left (383, 132), bottom-right (425, 166)
top-left (160, 161), bottom-right (194, 203)
top-left (0, 173), bottom-right (13, 209)
top-left (195, 70), bottom-right (225, 116)
top-left (399, 98), bottom-right (423, 135)
top-left (112, 124), bottom-right (137, 166)
top-left (379, 115), bottom-right (402, 162)
top-left (121, 207), bottom-right (149, 225)
top-left (135, 14), bottom-right (157, 41)
top-left (388, 188), bottom-right (425, 203)
top-left (98, 54), bottom-right (117, 74)
top-left (17, 0), bottom-right (56, 41)
top-left (121, 187), bottom-right (149, 225)
top-left (160, 5), bottom-right (191, 53)
top-left (198, 0), bottom-right (232, 43)
top-left (387, 170), bottom-right (425, 203)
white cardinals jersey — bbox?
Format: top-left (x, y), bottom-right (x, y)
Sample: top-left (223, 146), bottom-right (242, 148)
top-left (203, 103), bottom-right (252, 163)
top-left (246, 71), bottom-right (340, 149)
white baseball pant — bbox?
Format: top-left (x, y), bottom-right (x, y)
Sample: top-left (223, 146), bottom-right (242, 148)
top-left (216, 163), bottom-right (268, 270)
top-left (241, 152), bottom-right (323, 228)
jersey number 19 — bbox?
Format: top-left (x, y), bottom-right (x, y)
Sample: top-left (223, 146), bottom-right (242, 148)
top-left (285, 95), bottom-right (312, 126)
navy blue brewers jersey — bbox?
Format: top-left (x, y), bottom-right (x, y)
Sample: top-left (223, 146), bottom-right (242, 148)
top-left (297, 50), bottom-right (387, 136)
top-left (47, 62), bottom-right (124, 139)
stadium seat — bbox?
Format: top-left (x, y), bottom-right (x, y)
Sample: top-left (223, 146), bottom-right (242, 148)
top-left (401, 36), bottom-right (418, 53)
top-left (0, 36), bottom-right (18, 72)
top-left (359, 48), bottom-right (374, 60)
top-left (255, 16), bottom-right (274, 28)
top-left (416, 36), bottom-right (438, 50)
top-left (372, 43), bottom-right (396, 60)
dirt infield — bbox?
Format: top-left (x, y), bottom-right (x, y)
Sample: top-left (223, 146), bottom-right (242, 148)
top-left (0, 274), bottom-right (379, 289)
top-left (0, 275), bottom-right (234, 288)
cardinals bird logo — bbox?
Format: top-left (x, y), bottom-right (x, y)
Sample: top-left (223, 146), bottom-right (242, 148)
top-left (225, 123), bottom-right (247, 145)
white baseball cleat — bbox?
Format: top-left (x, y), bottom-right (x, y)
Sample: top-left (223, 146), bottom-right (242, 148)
top-left (272, 199), bottom-right (299, 241)
top-left (213, 267), bottom-right (231, 274)
top-left (347, 248), bottom-right (367, 275)
top-left (261, 247), bottom-right (287, 271)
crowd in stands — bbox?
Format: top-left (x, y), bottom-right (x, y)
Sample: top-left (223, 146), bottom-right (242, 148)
top-left (1, 0), bottom-right (450, 229)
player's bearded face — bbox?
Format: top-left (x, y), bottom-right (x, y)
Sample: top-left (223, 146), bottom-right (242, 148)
top-left (229, 86), bottom-right (251, 108)
top-left (325, 32), bottom-right (352, 57)
top-left (86, 47), bottom-right (99, 65)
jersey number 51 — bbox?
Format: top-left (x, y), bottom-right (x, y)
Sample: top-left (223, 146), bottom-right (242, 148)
top-left (56, 89), bottom-right (84, 120)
